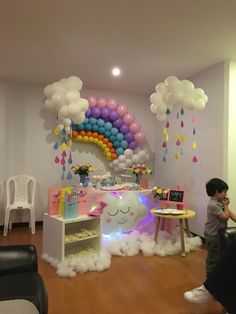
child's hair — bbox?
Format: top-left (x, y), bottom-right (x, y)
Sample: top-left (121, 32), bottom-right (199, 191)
top-left (206, 178), bottom-right (228, 197)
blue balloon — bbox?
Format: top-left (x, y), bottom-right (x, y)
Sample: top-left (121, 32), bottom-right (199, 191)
top-left (77, 124), bottom-right (84, 131)
top-left (120, 140), bottom-right (128, 149)
top-left (113, 140), bottom-right (121, 148)
top-left (116, 133), bottom-right (124, 141)
top-left (84, 118), bottom-right (89, 124)
top-left (98, 127), bottom-right (106, 134)
top-left (111, 127), bottom-right (119, 136)
top-left (110, 135), bottom-right (116, 143)
top-left (97, 118), bottom-right (105, 127)
top-left (92, 124), bottom-right (99, 131)
top-left (89, 117), bottom-right (97, 125)
top-left (85, 123), bottom-right (92, 131)
top-left (104, 131), bottom-right (111, 138)
top-left (116, 147), bottom-right (124, 155)
top-left (105, 122), bottom-right (112, 131)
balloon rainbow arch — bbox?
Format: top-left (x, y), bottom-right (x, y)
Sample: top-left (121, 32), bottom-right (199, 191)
top-left (71, 96), bottom-right (145, 162)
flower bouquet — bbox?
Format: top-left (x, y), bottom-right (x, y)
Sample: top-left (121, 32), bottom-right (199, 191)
top-left (152, 187), bottom-right (169, 200)
top-left (71, 164), bottom-right (95, 186)
top-left (129, 164), bottom-right (152, 185)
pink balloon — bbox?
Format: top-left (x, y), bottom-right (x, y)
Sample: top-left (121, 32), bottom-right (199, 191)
top-left (107, 98), bottom-right (118, 109)
top-left (130, 122), bottom-right (141, 134)
top-left (123, 113), bottom-right (134, 125)
top-left (135, 132), bottom-right (145, 145)
top-left (88, 96), bottom-right (97, 107)
top-left (117, 104), bottom-right (128, 117)
top-left (97, 98), bottom-right (106, 108)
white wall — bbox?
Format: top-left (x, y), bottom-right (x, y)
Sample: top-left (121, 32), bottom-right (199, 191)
top-left (0, 80), bottom-right (156, 223)
top-left (154, 63), bottom-right (226, 236)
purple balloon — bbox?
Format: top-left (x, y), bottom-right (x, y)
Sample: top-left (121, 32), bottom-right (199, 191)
top-left (85, 107), bottom-right (91, 117)
top-left (114, 118), bottom-right (123, 128)
top-left (110, 110), bottom-right (119, 121)
top-left (125, 132), bottom-right (134, 143)
top-left (91, 106), bottom-right (101, 118)
top-left (120, 123), bottom-right (129, 134)
top-left (129, 141), bottom-right (138, 150)
top-left (101, 107), bottom-right (110, 119)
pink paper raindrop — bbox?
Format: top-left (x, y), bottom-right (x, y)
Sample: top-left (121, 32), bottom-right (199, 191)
top-left (181, 121), bottom-right (184, 128)
top-left (61, 158), bottom-right (66, 165)
top-left (165, 121), bottom-right (170, 128)
top-left (192, 155), bottom-right (198, 163)
top-left (162, 142), bottom-right (167, 148)
top-left (62, 151), bottom-right (67, 157)
top-left (176, 139), bottom-right (181, 146)
top-left (54, 156), bottom-right (60, 163)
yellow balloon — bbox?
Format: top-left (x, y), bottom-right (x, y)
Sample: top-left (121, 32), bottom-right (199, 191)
top-left (77, 135), bottom-right (82, 141)
top-left (98, 140), bottom-right (103, 146)
top-left (102, 144), bottom-right (106, 149)
top-left (105, 148), bottom-right (110, 153)
top-left (84, 136), bottom-right (88, 142)
top-left (94, 138), bottom-right (98, 143)
top-left (106, 152), bottom-right (111, 158)
top-left (88, 137), bottom-right (93, 142)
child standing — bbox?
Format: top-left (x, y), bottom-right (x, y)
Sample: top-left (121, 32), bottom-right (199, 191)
top-left (184, 178), bottom-right (236, 304)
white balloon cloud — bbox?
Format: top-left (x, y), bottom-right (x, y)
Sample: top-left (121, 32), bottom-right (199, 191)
top-left (109, 148), bottom-right (150, 172)
top-left (44, 76), bottom-right (89, 125)
top-left (150, 76), bottom-right (208, 121)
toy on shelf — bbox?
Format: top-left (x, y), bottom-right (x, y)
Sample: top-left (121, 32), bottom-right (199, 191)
top-left (152, 185), bottom-right (185, 210)
top-left (72, 164), bottom-right (95, 187)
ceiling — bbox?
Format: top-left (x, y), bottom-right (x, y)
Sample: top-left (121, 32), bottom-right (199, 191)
top-left (0, 0), bottom-right (236, 94)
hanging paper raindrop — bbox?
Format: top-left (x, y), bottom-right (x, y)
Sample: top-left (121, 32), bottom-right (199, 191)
top-left (162, 142), bottom-right (167, 148)
top-left (67, 171), bottom-right (73, 180)
top-left (54, 156), bottom-right (60, 163)
top-left (192, 142), bottom-right (197, 149)
top-left (165, 121), bottom-right (170, 128)
top-left (181, 147), bottom-right (184, 155)
top-left (177, 112), bottom-right (179, 119)
top-left (62, 151), bottom-right (67, 158)
top-left (61, 172), bottom-right (65, 180)
top-left (192, 155), bottom-right (198, 163)
top-left (193, 128), bottom-right (196, 135)
top-left (175, 152), bottom-right (179, 160)
top-left (61, 158), bottom-right (66, 165)
top-left (166, 108), bottom-right (171, 115)
top-left (164, 148), bottom-right (168, 154)
top-left (181, 120), bottom-right (184, 128)
top-left (166, 134), bottom-right (169, 142)
top-left (180, 108), bottom-right (184, 115)
top-left (53, 142), bottom-right (59, 150)
top-left (163, 155), bottom-right (167, 162)
top-left (176, 139), bottom-right (181, 146)
top-left (62, 165), bottom-right (66, 172)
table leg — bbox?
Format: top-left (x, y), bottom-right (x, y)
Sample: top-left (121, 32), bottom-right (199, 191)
top-left (179, 218), bottom-right (186, 257)
top-left (161, 217), bottom-right (165, 230)
top-left (184, 218), bottom-right (192, 237)
top-left (154, 217), bottom-right (161, 242)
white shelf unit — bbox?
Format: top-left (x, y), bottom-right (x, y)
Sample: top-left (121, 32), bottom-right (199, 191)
top-left (43, 214), bottom-right (102, 262)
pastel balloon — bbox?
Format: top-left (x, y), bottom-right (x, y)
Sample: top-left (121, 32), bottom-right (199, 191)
top-left (110, 110), bottom-right (119, 121)
top-left (89, 117), bottom-right (97, 124)
top-left (92, 125), bottom-right (99, 131)
top-left (134, 132), bottom-right (145, 145)
top-left (97, 118), bottom-right (105, 127)
top-left (123, 113), bottom-right (134, 125)
top-left (120, 140), bottom-right (128, 149)
top-left (125, 132), bottom-right (134, 143)
top-left (104, 131), bottom-right (111, 138)
top-left (116, 133), bottom-right (124, 141)
top-left (107, 98), bottom-right (118, 109)
top-left (98, 127), bottom-right (106, 134)
top-left (85, 107), bottom-right (91, 117)
top-left (114, 118), bottom-right (123, 128)
top-left (85, 123), bottom-right (92, 131)
top-left (111, 127), bottom-right (119, 135)
top-left (88, 96), bottom-right (97, 107)
top-left (116, 147), bottom-right (124, 156)
top-left (105, 122), bottom-right (112, 130)
top-left (129, 122), bottom-right (140, 133)
top-left (91, 106), bottom-right (101, 118)
top-left (97, 98), bottom-right (106, 108)
top-left (129, 141), bottom-right (138, 150)
top-left (117, 104), bottom-right (128, 117)
top-left (101, 108), bottom-right (110, 119)
top-left (113, 141), bottom-right (120, 148)
top-left (120, 124), bottom-right (129, 134)
top-left (110, 135), bottom-right (116, 143)
top-left (77, 124), bottom-right (84, 130)
top-left (124, 149), bottom-right (133, 157)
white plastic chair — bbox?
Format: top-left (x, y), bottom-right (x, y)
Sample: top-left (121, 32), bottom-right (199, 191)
top-left (3, 175), bottom-right (36, 236)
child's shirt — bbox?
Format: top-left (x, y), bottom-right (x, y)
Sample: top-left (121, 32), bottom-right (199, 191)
top-left (204, 199), bottom-right (227, 236)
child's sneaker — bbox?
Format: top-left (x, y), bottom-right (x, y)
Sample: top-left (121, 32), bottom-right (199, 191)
top-left (184, 285), bottom-right (214, 303)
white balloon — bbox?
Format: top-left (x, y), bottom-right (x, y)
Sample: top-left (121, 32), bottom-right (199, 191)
top-left (113, 159), bottom-right (119, 166)
top-left (181, 80), bottom-right (194, 90)
top-left (150, 103), bottom-right (158, 114)
top-left (118, 155), bottom-right (126, 162)
top-left (155, 82), bottom-right (167, 93)
top-left (124, 149), bottom-right (133, 158)
top-left (156, 102), bottom-right (167, 114)
top-left (156, 113), bottom-right (167, 121)
top-left (119, 163), bottom-right (126, 170)
top-left (202, 94), bottom-right (208, 103)
top-left (114, 166), bottom-right (120, 172)
top-left (65, 91), bottom-right (80, 103)
top-left (68, 102), bottom-right (80, 115)
top-left (132, 154), bottom-right (141, 163)
top-left (194, 99), bottom-right (205, 111)
top-left (144, 153), bottom-right (150, 161)
top-left (58, 124), bottom-right (64, 131)
top-left (68, 76), bottom-right (83, 91)
top-left (63, 118), bottom-right (71, 127)
top-left (150, 92), bottom-right (163, 105)
top-left (165, 76), bottom-right (179, 88)
top-left (44, 85), bottom-right (53, 98)
top-left (73, 112), bottom-right (86, 124)
top-left (60, 105), bottom-right (69, 117)
top-left (125, 159), bottom-right (133, 167)
top-left (78, 98), bottom-right (89, 111)
top-left (44, 99), bottom-right (56, 111)
top-left (65, 126), bottom-right (71, 134)
top-left (138, 150), bottom-right (146, 158)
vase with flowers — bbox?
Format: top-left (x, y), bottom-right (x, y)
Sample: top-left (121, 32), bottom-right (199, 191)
top-left (129, 164), bottom-right (152, 185)
top-left (71, 164), bottom-right (95, 187)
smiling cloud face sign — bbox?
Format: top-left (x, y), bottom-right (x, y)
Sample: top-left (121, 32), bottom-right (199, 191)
top-left (101, 192), bottom-right (147, 234)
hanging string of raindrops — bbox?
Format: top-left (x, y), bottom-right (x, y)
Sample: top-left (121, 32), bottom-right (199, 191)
top-left (53, 125), bottom-right (73, 180)
top-left (162, 109), bottom-right (171, 162)
top-left (192, 116), bottom-right (198, 163)
top-left (174, 107), bottom-right (185, 160)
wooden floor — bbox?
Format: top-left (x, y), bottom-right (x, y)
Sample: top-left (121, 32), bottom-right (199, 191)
top-left (0, 226), bottom-right (222, 314)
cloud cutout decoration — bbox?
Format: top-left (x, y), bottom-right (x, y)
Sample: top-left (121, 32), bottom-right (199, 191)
top-left (44, 76), bottom-right (89, 124)
top-left (150, 76), bottom-right (208, 121)
top-left (102, 192), bottom-right (146, 234)
top-left (109, 148), bottom-right (150, 172)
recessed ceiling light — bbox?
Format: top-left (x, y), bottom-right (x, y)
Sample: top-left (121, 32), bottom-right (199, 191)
top-left (112, 67), bottom-right (121, 76)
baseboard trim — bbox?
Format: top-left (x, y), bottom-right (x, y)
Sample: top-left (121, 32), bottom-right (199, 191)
top-left (0, 221), bottom-right (43, 231)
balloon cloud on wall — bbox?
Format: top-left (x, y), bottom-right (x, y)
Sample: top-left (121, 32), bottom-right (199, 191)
top-left (44, 76), bottom-right (89, 125)
top-left (150, 76), bottom-right (208, 121)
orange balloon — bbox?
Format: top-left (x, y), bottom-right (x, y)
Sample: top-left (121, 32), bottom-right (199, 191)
top-left (87, 131), bottom-right (92, 137)
top-left (72, 131), bottom-right (78, 138)
top-left (98, 135), bottom-right (104, 140)
top-left (92, 132), bottom-right (98, 138)
top-left (107, 142), bottom-right (113, 148)
top-left (80, 130), bottom-right (86, 137)
top-left (110, 148), bottom-right (115, 153)
top-left (112, 153), bottom-right (118, 160)
top-left (103, 138), bottom-right (109, 144)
